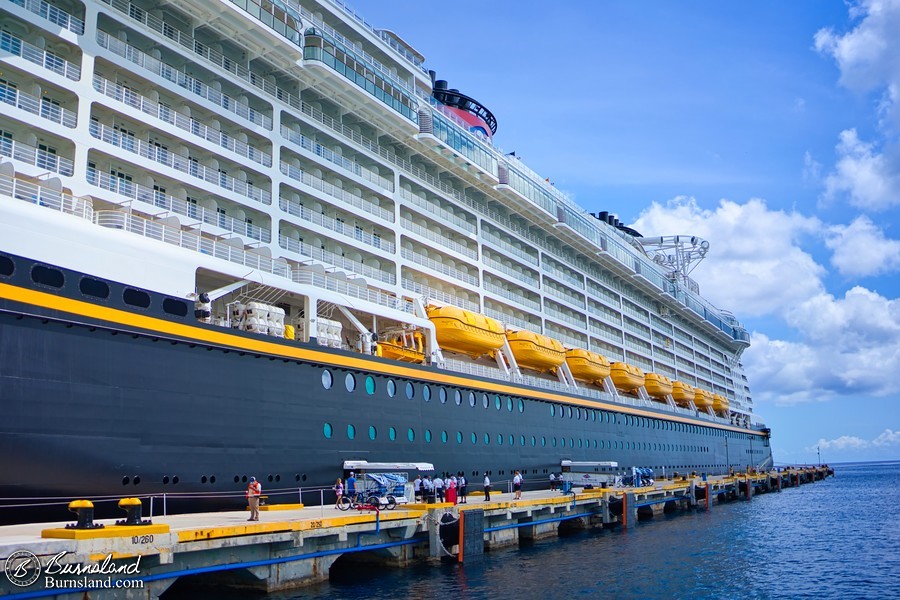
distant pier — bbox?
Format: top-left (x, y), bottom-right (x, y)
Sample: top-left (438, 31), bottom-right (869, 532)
top-left (0, 467), bottom-right (832, 599)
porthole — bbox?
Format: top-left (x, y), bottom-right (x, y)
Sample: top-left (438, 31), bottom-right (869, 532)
top-left (32, 265), bottom-right (64, 288)
top-left (79, 277), bottom-right (109, 299)
top-left (365, 376), bottom-right (376, 394)
top-left (456, 431), bottom-right (463, 444)
top-left (425, 429), bottom-right (432, 442)
top-left (387, 380), bottom-right (396, 397)
top-left (567, 407), bottom-right (573, 418)
top-left (163, 298), bottom-right (188, 317)
top-left (550, 405), bottom-right (556, 417)
top-left (471, 432), bottom-right (477, 444)
top-left (322, 370), bottom-right (333, 389)
top-left (541, 436), bottom-right (546, 447)
top-left (455, 390), bottom-right (462, 405)
top-left (323, 423), bottom-right (333, 438)
top-left (407, 428), bottom-right (415, 442)
top-left (484, 433), bottom-right (490, 445)
top-left (440, 387), bottom-right (447, 403)
top-left (423, 385), bottom-right (431, 402)
top-left (518, 399), bottom-right (525, 413)
top-left (576, 409), bottom-right (581, 421)
top-left (531, 436), bottom-right (536, 446)
top-left (123, 288), bottom-right (151, 309)
top-left (497, 434), bottom-right (503, 445)
top-left (201, 476), bottom-right (208, 484)
top-left (163, 476), bottom-right (170, 484)
top-left (507, 397), bottom-right (513, 412)
top-left (345, 373), bottom-right (356, 392)
top-left (494, 395), bottom-right (501, 410)
top-left (578, 438), bottom-right (583, 448)
top-left (368, 426), bottom-right (377, 440)
top-left (347, 424), bottom-right (356, 440)
top-left (405, 382), bottom-right (415, 399)
top-left (552, 437), bottom-right (557, 447)
top-left (0, 255), bottom-right (14, 277)
top-left (442, 431), bottom-right (448, 443)
top-left (389, 427), bottom-right (396, 441)
top-left (482, 394), bottom-right (489, 408)
top-left (468, 392), bottom-right (476, 407)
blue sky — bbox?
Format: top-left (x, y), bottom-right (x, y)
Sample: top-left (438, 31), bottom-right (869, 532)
top-left (350, 0), bottom-right (900, 463)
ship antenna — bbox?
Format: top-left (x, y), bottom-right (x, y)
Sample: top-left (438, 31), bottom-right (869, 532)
top-left (637, 235), bottom-right (709, 294)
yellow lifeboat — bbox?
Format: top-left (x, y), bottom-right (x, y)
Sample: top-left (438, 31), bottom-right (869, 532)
top-left (506, 330), bottom-right (565, 372)
top-left (376, 330), bottom-right (425, 364)
top-left (712, 394), bottom-right (730, 414)
top-left (671, 381), bottom-right (694, 407)
top-left (609, 362), bottom-right (645, 393)
top-left (694, 388), bottom-right (714, 410)
top-left (426, 305), bottom-right (505, 358)
top-left (565, 349), bottom-right (611, 384)
top-left (644, 373), bottom-right (673, 400)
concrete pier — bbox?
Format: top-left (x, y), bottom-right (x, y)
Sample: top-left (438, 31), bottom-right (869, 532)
top-left (0, 467), bottom-right (832, 599)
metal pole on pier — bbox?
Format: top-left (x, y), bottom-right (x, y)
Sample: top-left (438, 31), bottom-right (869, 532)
top-left (817, 445), bottom-right (821, 466)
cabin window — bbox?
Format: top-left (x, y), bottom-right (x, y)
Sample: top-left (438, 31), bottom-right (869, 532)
top-left (321, 370), bottom-right (333, 389)
top-left (323, 423), bottom-right (333, 439)
top-left (368, 426), bottom-right (376, 440)
top-left (456, 431), bottom-right (462, 444)
top-left (442, 431), bottom-right (448, 443)
top-left (387, 379), bottom-right (396, 397)
top-left (123, 288), bottom-right (151, 309)
top-left (163, 298), bottom-right (188, 317)
top-left (31, 265), bottom-right (64, 288)
top-left (422, 385), bottom-right (431, 402)
top-left (0, 255), bottom-right (14, 277)
top-left (389, 427), bottom-right (396, 441)
top-left (405, 382), bottom-right (414, 399)
top-left (345, 373), bottom-right (356, 392)
top-left (439, 387), bottom-right (447, 403)
top-left (424, 429), bottom-right (432, 443)
top-left (518, 399), bottom-right (525, 413)
top-left (347, 424), bottom-right (355, 440)
top-left (407, 428), bottom-right (414, 442)
top-left (494, 395), bottom-right (501, 410)
top-left (365, 376), bottom-right (375, 395)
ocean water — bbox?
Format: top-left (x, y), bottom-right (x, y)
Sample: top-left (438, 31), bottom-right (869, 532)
top-left (178, 462), bottom-right (900, 599)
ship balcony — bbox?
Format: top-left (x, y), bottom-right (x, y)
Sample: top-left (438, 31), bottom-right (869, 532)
top-left (543, 281), bottom-right (586, 310)
top-left (0, 79), bottom-right (77, 129)
top-left (92, 74), bottom-right (272, 168)
top-left (0, 30), bottom-right (81, 81)
top-left (94, 209), bottom-right (291, 278)
top-left (542, 260), bottom-right (585, 290)
top-left (623, 317), bottom-right (651, 340)
top-left (8, 0), bottom-right (85, 35)
top-left (399, 216), bottom-right (477, 260)
top-left (400, 247), bottom-right (478, 287)
top-left (482, 254), bottom-right (539, 288)
top-left (0, 172), bottom-right (93, 220)
top-left (279, 196), bottom-right (395, 254)
top-left (291, 268), bottom-right (413, 315)
top-left (279, 162), bottom-right (394, 223)
top-left (483, 279), bottom-right (541, 312)
top-left (403, 282), bottom-right (478, 317)
top-left (86, 168), bottom-right (272, 244)
top-left (278, 234), bottom-right (396, 286)
top-left (281, 126), bottom-right (394, 192)
top-left (483, 304), bottom-right (540, 333)
top-left (481, 229), bottom-right (540, 267)
top-left (0, 136), bottom-right (74, 177)
top-left (589, 323), bottom-right (623, 345)
top-left (545, 325), bottom-right (587, 350)
top-left (543, 302), bottom-right (587, 331)
top-left (88, 121), bottom-right (271, 206)
top-left (398, 188), bottom-right (476, 233)
top-left (96, 31), bottom-right (273, 130)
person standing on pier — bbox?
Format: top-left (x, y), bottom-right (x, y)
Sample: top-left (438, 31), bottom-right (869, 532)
top-left (246, 477), bottom-right (262, 521)
top-left (434, 473), bottom-right (445, 502)
top-left (549, 472), bottom-right (556, 491)
top-left (513, 470), bottom-right (522, 499)
top-left (346, 472), bottom-right (357, 502)
top-left (459, 472), bottom-right (468, 503)
top-left (333, 478), bottom-right (343, 509)
top-left (483, 473), bottom-right (491, 501)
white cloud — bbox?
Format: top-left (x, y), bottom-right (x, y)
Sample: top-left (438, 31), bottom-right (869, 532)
top-left (803, 151), bottom-right (822, 183)
top-left (810, 429), bottom-right (900, 452)
top-left (632, 196), bottom-right (824, 317)
top-left (822, 129), bottom-right (900, 211)
top-left (825, 215), bottom-right (900, 276)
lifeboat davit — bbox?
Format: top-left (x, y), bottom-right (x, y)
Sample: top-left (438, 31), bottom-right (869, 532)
top-left (426, 305), bottom-right (505, 358)
top-left (671, 381), bottom-right (694, 407)
top-left (712, 394), bottom-right (730, 414)
top-left (610, 362), bottom-right (645, 393)
top-left (644, 373), bottom-right (673, 400)
top-left (506, 330), bottom-right (565, 372)
top-left (694, 388), bottom-right (714, 410)
top-left (376, 330), bottom-right (425, 363)
top-left (565, 349), bottom-right (611, 384)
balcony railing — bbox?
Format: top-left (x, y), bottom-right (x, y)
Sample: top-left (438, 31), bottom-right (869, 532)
top-left (96, 31), bottom-right (272, 130)
top-left (279, 196), bottom-right (394, 253)
top-left (401, 277), bottom-right (478, 313)
top-left (0, 81), bottom-right (76, 128)
top-left (278, 234), bottom-right (395, 285)
top-left (400, 217), bottom-right (477, 260)
top-left (0, 173), bottom-right (92, 220)
top-left (482, 255), bottom-right (538, 288)
top-left (0, 31), bottom-right (80, 80)
top-left (92, 74), bottom-right (272, 167)
top-left (400, 248), bottom-right (478, 286)
top-left (86, 168), bottom-right (271, 243)
top-left (292, 270), bottom-right (413, 314)
top-left (95, 210), bottom-right (289, 278)
top-left (399, 188), bottom-right (475, 233)
top-left (483, 281), bottom-right (541, 312)
top-left (481, 229), bottom-right (539, 266)
top-left (0, 137), bottom-right (74, 176)
top-left (484, 307), bottom-right (536, 333)
top-left (279, 162), bottom-right (394, 222)
top-left (281, 126), bottom-right (393, 191)
top-left (10, 0), bottom-right (85, 34)
top-left (89, 120), bottom-right (271, 205)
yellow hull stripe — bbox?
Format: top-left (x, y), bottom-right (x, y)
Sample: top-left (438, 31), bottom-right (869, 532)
top-left (0, 281), bottom-right (764, 437)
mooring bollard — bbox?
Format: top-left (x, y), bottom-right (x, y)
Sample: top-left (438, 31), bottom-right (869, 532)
top-left (66, 499), bottom-right (104, 530)
top-left (117, 497), bottom-right (152, 526)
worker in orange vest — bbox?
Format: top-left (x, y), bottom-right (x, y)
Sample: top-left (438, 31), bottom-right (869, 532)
top-left (246, 476), bottom-right (262, 521)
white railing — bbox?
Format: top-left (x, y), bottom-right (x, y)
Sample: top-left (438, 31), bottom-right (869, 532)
top-left (89, 121), bottom-right (271, 205)
top-left (481, 230), bottom-right (540, 266)
top-left (399, 188), bottom-right (475, 233)
top-left (400, 248), bottom-right (478, 286)
top-left (544, 284), bottom-right (586, 309)
top-left (544, 304), bottom-right (586, 330)
top-left (0, 82), bottom-right (76, 128)
top-left (0, 137), bottom-right (74, 176)
top-left (94, 210), bottom-right (290, 277)
top-left (400, 217), bottom-right (477, 259)
top-left (279, 162), bottom-right (394, 222)
top-left (401, 278), bottom-right (478, 313)
top-left (543, 261), bottom-right (585, 289)
top-left (483, 281), bottom-right (541, 311)
top-left (95, 30), bottom-right (272, 129)
top-left (483, 308), bottom-right (536, 332)
top-left (278, 234), bottom-right (396, 285)
top-left (292, 270), bottom-right (413, 314)
top-left (0, 31), bottom-right (81, 80)
top-left (279, 197), bottom-right (394, 253)
top-left (590, 325), bottom-right (622, 345)
top-left (483, 255), bottom-right (538, 287)
top-left (9, 0), bottom-right (85, 34)
top-left (280, 126), bottom-right (394, 192)
top-left (0, 173), bottom-right (92, 220)
top-left (92, 74), bottom-right (272, 167)
top-left (86, 168), bottom-right (271, 243)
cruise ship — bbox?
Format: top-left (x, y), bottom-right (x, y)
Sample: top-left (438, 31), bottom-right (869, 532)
top-left (0, 0), bottom-right (772, 518)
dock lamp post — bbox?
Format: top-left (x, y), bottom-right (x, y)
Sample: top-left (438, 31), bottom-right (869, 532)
top-left (725, 433), bottom-right (729, 475)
